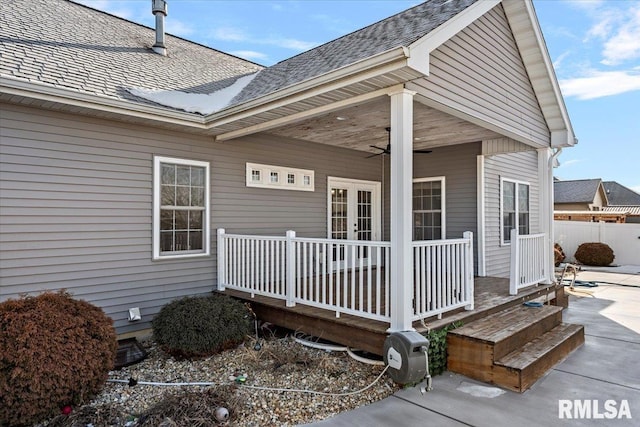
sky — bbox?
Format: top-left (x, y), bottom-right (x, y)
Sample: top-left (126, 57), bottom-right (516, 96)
top-left (76, 0), bottom-right (640, 193)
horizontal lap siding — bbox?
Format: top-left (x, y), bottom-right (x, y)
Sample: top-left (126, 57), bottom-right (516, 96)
top-left (484, 150), bottom-right (540, 278)
top-left (417, 5), bottom-right (549, 147)
top-left (0, 103), bottom-right (379, 334)
top-left (382, 142), bottom-right (480, 272)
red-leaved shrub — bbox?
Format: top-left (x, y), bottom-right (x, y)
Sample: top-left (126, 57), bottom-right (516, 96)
top-left (0, 291), bottom-right (117, 426)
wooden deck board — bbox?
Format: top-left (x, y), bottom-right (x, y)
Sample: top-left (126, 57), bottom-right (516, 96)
top-left (219, 276), bottom-right (557, 355)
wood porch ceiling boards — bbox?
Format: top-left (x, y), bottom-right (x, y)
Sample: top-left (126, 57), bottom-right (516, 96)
top-left (266, 97), bottom-right (502, 154)
top-left (219, 277), bottom-right (556, 356)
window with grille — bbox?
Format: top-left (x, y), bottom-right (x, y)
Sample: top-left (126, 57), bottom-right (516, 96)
top-left (153, 156), bottom-right (210, 259)
top-left (413, 177), bottom-right (445, 240)
top-left (501, 178), bottom-right (529, 244)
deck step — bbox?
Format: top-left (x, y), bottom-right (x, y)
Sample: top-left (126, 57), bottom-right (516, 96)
top-left (448, 304), bottom-right (563, 359)
top-left (494, 323), bottom-right (585, 392)
top-left (447, 304), bottom-right (584, 392)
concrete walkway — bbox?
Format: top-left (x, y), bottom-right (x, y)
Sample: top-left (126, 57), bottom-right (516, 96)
top-left (307, 270), bottom-right (639, 426)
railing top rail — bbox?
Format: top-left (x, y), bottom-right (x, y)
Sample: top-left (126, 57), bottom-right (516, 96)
top-left (293, 237), bottom-right (391, 247)
top-left (412, 237), bottom-right (470, 247)
top-left (221, 233), bottom-right (287, 241)
top-left (517, 232), bottom-right (546, 240)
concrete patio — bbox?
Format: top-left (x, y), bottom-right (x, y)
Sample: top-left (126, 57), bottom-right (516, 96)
top-left (307, 268), bottom-right (639, 426)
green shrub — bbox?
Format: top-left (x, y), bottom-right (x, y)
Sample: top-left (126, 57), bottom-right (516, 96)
top-left (0, 291), bottom-right (117, 426)
top-left (152, 294), bottom-right (252, 359)
top-left (574, 242), bottom-right (615, 266)
top-left (425, 321), bottom-right (462, 376)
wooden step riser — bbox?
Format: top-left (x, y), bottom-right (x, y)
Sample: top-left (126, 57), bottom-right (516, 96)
top-left (494, 309), bottom-right (562, 360)
top-left (446, 336), bottom-right (494, 383)
top-left (493, 326), bottom-right (585, 392)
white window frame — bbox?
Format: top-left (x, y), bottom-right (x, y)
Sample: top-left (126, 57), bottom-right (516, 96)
top-left (246, 162), bottom-right (314, 191)
top-left (500, 177), bottom-right (530, 246)
top-left (413, 176), bottom-right (446, 241)
top-left (153, 156), bottom-right (210, 260)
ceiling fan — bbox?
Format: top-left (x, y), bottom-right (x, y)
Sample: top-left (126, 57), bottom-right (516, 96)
top-left (367, 127), bottom-right (432, 158)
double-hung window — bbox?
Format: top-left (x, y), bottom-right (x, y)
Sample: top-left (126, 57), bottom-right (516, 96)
top-left (153, 156), bottom-right (210, 259)
top-left (413, 177), bottom-right (445, 240)
top-left (501, 178), bottom-right (529, 244)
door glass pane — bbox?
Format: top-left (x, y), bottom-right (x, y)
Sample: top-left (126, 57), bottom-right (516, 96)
top-left (331, 188), bottom-right (348, 240)
top-left (357, 190), bottom-right (373, 241)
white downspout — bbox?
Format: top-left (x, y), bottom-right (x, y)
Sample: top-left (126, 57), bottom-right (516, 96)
top-left (547, 147), bottom-right (562, 282)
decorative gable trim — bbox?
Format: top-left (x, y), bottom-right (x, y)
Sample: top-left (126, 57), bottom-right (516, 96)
top-left (407, 0), bottom-right (501, 75)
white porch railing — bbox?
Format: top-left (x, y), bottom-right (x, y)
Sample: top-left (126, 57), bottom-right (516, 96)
top-left (412, 231), bottom-right (474, 320)
top-left (218, 229), bottom-right (475, 325)
top-left (509, 230), bottom-right (547, 295)
top-left (292, 237), bottom-right (391, 322)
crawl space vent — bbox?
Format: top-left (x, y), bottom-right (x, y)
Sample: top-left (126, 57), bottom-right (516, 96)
top-left (114, 338), bottom-right (148, 369)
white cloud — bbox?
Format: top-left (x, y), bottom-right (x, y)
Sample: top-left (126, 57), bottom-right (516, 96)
top-left (560, 70), bottom-right (640, 99)
top-left (212, 27), bottom-right (249, 42)
top-left (166, 19), bottom-right (195, 38)
top-left (230, 50), bottom-right (269, 61)
top-left (211, 27), bottom-right (316, 52)
top-left (601, 6), bottom-right (640, 65)
top-left (630, 185), bottom-right (640, 194)
top-left (558, 159), bottom-right (583, 168)
top-left (553, 51), bottom-right (572, 70)
top-left (265, 37), bottom-right (317, 51)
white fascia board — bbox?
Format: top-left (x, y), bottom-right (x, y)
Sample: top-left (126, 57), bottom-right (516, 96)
top-left (205, 47), bottom-right (410, 128)
top-left (406, 0), bottom-right (501, 75)
top-left (503, 0), bottom-right (576, 148)
top-left (0, 75), bottom-right (207, 129)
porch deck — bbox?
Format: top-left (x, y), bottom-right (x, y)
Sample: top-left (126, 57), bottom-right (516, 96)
top-left (219, 276), bottom-right (557, 355)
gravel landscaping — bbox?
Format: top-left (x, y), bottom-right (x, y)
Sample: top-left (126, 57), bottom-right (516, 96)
top-left (39, 333), bottom-right (400, 426)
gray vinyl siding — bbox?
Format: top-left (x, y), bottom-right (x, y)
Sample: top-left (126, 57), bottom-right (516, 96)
top-left (0, 103), bottom-right (380, 334)
top-left (382, 142), bottom-right (480, 271)
top-left (415, 5), bottom-right (549, 147)
top-left (483, 150), bottom-right (540, 278)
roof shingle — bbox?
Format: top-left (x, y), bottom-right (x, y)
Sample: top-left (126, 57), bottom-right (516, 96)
top-left (603, 181), bottom-right (640, 206)
top-left (554, 179), bottom-right (603, 204)
top-left (0, 0), bottom-right (262, 107)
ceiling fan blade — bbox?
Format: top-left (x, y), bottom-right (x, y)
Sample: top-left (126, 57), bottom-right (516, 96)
top-left (413, 149), bottom-right (433, 154)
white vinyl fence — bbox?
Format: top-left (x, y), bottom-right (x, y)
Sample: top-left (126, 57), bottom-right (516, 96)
top-left (555, 221), bottom-right (640, 265)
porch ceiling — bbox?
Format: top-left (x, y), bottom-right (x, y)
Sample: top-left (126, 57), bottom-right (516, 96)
top-left (266, 96), bottom-right (502, 153)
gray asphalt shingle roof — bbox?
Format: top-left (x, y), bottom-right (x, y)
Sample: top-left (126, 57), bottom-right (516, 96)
top-left (1, 0), bottom-right (478, 114)
top-left (603, 181), bottom-right (640, 206)
top-left (230, 0), bottom-right (478, 106)
top-left (554, 179), bottom-right (603, 204)
top-left (0, 0), bottom-right (262, 106)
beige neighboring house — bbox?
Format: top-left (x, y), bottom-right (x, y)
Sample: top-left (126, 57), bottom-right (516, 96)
top-left (554, 178), bottom-right (608, 211)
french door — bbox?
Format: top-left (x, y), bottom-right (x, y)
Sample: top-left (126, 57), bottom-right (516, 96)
top-left (327, 177), bottom-right (381, 268)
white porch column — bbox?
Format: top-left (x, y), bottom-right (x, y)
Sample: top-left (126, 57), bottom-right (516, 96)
top-left (538, 148), bottom-right (554, 284)
top-left (388, 88), bottom-right (416, 332)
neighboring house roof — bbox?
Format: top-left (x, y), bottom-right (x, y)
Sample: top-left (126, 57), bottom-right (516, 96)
top-left (229, 0), bottom-right (477, 106)
top-left (554, 179), bottom-right (606, 204)
top-left (0, 0), bottom-right (262, 107)
top-left (602, 206), bottom-right (640, 215)
top-left (602, 181), bottom-right (640, 206)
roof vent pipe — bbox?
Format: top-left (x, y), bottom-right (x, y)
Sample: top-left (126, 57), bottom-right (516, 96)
top-left (151, 0), bottom-right (168, 56)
